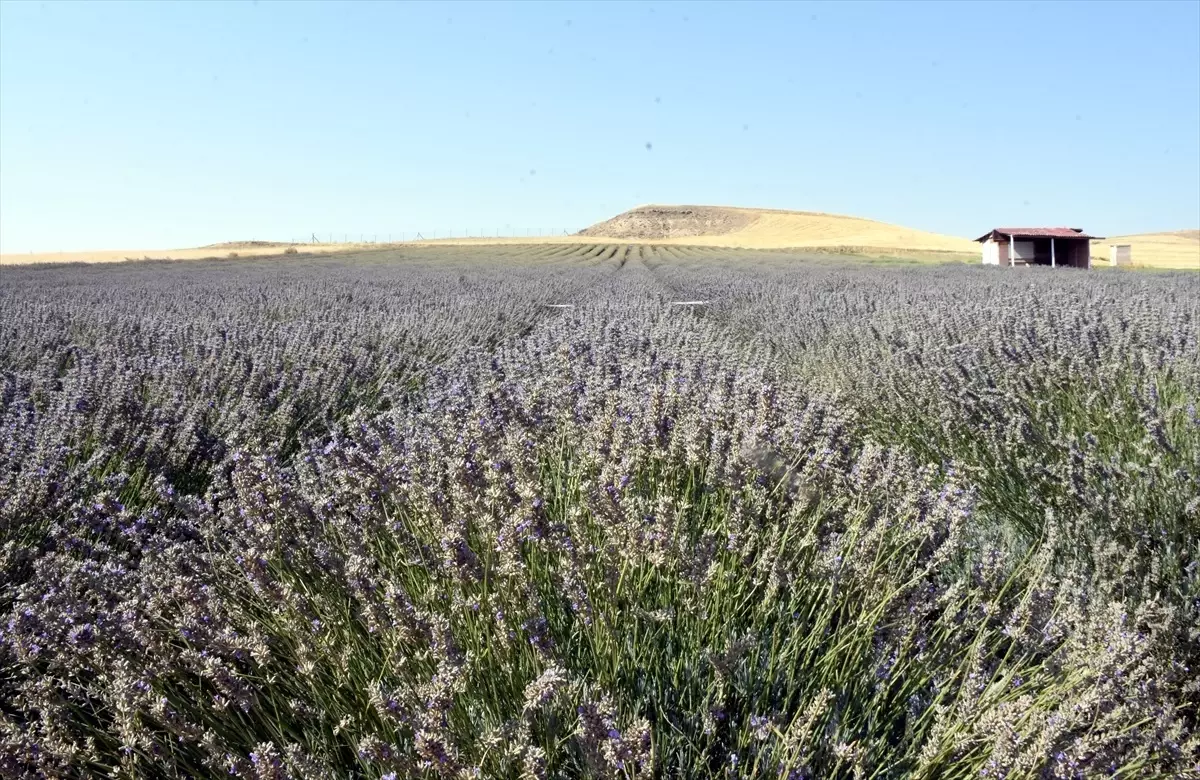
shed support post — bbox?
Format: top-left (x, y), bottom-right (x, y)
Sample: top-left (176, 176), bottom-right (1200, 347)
top-left (1051, 238), bottom-right (1056, 268)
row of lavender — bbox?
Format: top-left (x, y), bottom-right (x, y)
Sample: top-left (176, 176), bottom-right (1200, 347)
top-left (2, 247), bottom-right (1198, 778)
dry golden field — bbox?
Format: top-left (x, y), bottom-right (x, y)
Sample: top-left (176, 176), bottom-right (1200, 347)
top-left (0, 242), bottom-right (379, 266)
top-left (1091, 230), bottom-right (1200, 270)
top-left (656, 207), bottom-right (978, 253)
top-left (574, 205), bottom-right (979, 255)
top-left (3, 207), bottom-right (1195, 268)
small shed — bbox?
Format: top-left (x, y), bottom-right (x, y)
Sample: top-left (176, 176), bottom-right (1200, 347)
top-left (975, 227), bottom-right (1099, 269)
top-left (1110, 244), bottom-right (1132, 267)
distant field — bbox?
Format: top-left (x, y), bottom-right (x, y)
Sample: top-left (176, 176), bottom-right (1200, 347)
top-left (577, 204), bottom-right (980, 255)
top-left (0, 242), bottom-right (378, 266)
top-left (663, 208), bottom-right (978, 254)
top-left (0, 205), bottom-right (981, 266)
top-left (4, 207), bottom-right (1195, 269)
top-left (1092, 230), bottom-right (1200, 270)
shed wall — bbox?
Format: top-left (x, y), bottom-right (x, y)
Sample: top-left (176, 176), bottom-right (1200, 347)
top-left (1058, 240), bottom-right (1090, 268)
top-left (1012, 241), bottom-right (1036, 262)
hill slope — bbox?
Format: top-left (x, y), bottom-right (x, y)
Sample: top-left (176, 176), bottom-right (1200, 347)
top-left (1091, 230), bottom-right (1199, 269)
top-left (578, 205), bottom-right (979, 256)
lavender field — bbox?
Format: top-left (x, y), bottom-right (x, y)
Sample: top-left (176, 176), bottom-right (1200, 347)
top-left (2, 245), bottom-right (1198, 779)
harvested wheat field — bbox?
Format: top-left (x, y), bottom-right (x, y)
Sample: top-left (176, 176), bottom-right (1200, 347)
top-left (0, 242), bottom-right (379, 266)
top-left (575, 205), bottom-right (980, 257)
top-left (7, 208), bottom-right (1195, 270)
top-left (1092, 230), bottom-right (1200, 270)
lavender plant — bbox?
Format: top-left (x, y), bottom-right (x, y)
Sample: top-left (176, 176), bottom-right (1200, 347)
top-left (2, 246), bottom-right (1197, 778)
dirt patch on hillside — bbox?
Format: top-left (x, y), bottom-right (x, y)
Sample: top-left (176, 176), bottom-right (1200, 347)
top-left (578, 206), bottom-right (756, 240)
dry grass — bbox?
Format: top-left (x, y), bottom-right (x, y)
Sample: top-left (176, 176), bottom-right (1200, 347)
top-left (569, 205), bottom-right (979, 254)
top-left (0, 243), bottom-right (383, 266)
top-left (1092, 230), bottom-right (1200, 270)
top-left (417, 207), bottom-right (979, 259)
top-left (654, 206), bottom-right (979, 253)
top-left (5, 213), bottom-right (1194, 270)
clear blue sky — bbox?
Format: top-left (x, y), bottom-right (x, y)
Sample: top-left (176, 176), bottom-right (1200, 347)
top-left (1, 0), bottom-right (1197, 252)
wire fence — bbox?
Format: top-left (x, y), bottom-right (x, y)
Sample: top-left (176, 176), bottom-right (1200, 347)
top-left (286, 229), bottom-right (580, 245)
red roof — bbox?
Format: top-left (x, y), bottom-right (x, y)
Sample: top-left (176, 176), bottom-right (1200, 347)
top-left (976, 227), bottom-right (1098, 241)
